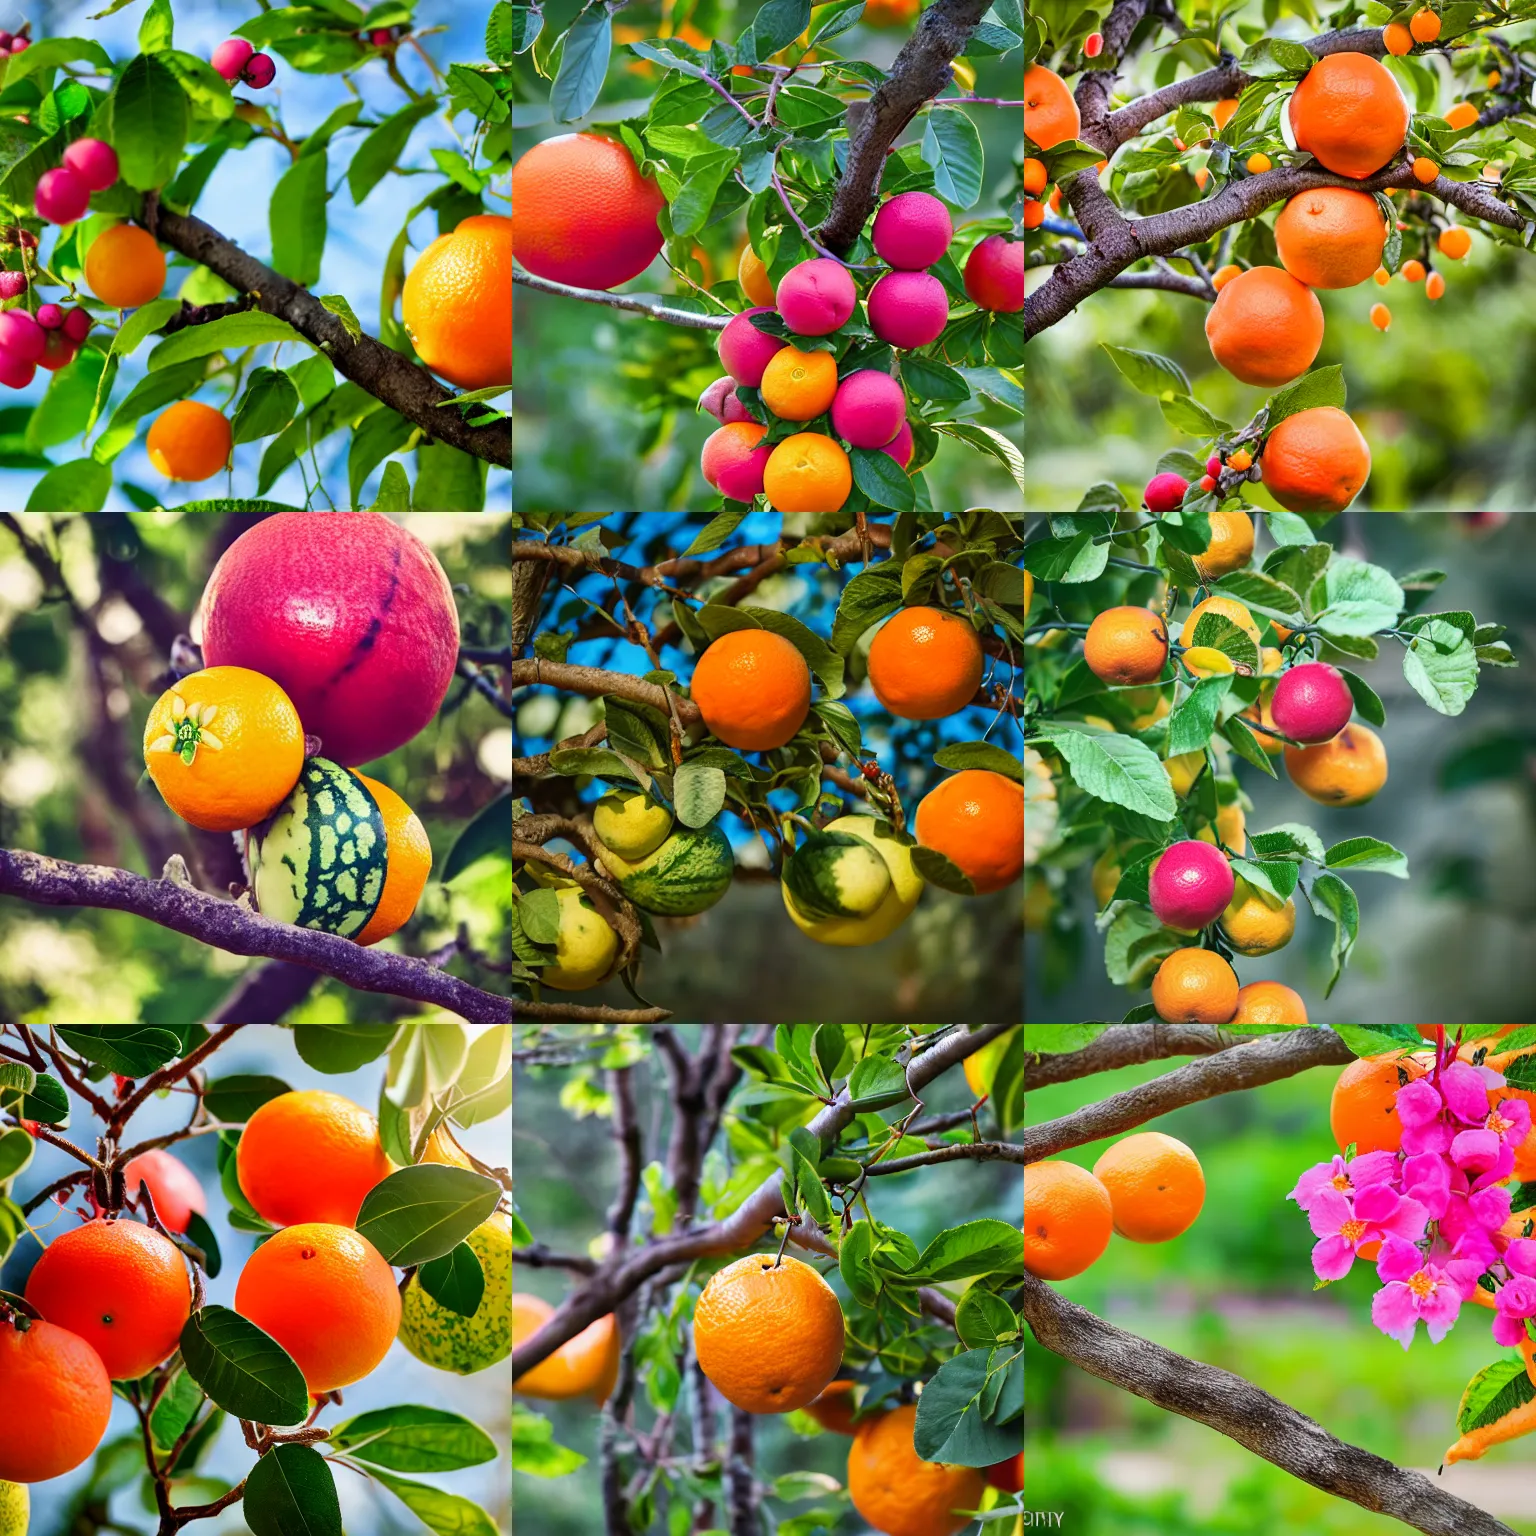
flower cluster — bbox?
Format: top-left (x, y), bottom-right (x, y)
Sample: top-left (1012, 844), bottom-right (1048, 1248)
top-left (1290, 1046), bottom-right (1536, 1352)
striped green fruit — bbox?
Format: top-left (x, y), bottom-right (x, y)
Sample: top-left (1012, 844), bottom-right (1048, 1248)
top-left (598, 823), bottom-right (733, 916)
top-left (247, 757), bottom-right (386, 938)
top-left (782, 830), bottom-right (892, 921)
top-left (398, 1210), bottom-right (511, 1375)
top-left (781, 815), bottom-right (922, 946)
top-left (592, 787), bottom-right (673, 859)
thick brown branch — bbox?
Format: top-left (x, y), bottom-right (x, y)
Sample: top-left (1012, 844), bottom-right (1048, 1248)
top-left (867, 1139), bottom-right (1023, 1175)
top-left (1026, 1022), bottom-right (1349, 1087)
top-left (511, 659), bottom-right (703, 728)
top-left (145, 200), bottom-right (509, 469)
top-left (0, 847), bottom-right (510, 1022)
top-left (1023, 1276), bottom-right (1518, 1536)
top-left (513, 999), bottom-right (672, 1022)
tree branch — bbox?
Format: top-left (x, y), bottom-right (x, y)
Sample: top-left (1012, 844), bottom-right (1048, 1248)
top-left (144, 198), bottom-right (509, 468)
top-left (1022, 1276), bottom-right (1518, 1536)
top-left (514, 269), bottom-right (729, 330)
top-left (511, 659), bottom-right (703, 728)
top-left (0, 846), bottom-right (510, 1022)
top-left (867, 1139), bottom-right (1023, 1175)
top-left (1024, 1022), bottom-right (1342, 1087)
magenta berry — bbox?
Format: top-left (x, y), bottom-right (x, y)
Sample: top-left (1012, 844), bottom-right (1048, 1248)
top-left (0, 31), bottom-right (13, 49)
top-left (35, 303), bottom-right (64, 330)
top-left (1270, 661), bottom-right (1353, 745)
top-left (34, 166), bottom-right (89, 226)
top-left (7, 36), bottom-right (26, 54)
top-left (963, 234), bottom-right (1024, 313)
top-left (212, 38), bottom-right (254, 81)
top-left (880, 418), bottom-right (914, 470)
top-left (62, 138), bottom-right (119, 194)
top-left (0, 271), bottom-right (26, 300)
top-left (871, 191), bottom-right (953, 270)
top-left (62, 307), bottom-right (92, 343)
top-left (0, 309), bottom-right (44, 363)
top-left (242, 53), bottom-right (276, 88)
top-left (1206, 454), bottom-right (1222, 477)
top-left (1143, 472), bottom-right (1190, 512)
top-left (37, 330), bottom-right (76, 371)
top-left (775, 258), bottom-right (857, 336)
top-left (830, 369), bottom-right (906, 448)
top-left (717, 307), bottom-right (786, 387)
top-left (0, 348), bottom-right (34, 389)
top-left (1148, 839), bottom-right (1236, 933)
top-left (866, 270), bottom-right (949, 349)
top-left (369, 28), bottom-right (395, 46)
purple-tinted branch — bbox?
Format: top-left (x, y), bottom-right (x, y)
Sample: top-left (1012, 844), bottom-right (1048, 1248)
top-left (513, 270), bottom-right (728, 331)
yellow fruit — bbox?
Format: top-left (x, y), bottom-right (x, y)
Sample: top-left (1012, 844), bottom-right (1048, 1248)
top-left (541, 886), bottom-right (620, 990)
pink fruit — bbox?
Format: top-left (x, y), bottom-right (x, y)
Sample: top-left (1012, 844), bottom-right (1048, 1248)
top-left (212, 38), bottom-right (254, 80)
top-left (830, 369), bottom-right (905, 448)
top-left (700, 422), bottom-right (771, 502)
top-left (198, 512), bottom-right (461, 766)
top-left (718, 307), bottom-right (786, 387)
top-left (699, 374), bottom-right (736, 422)
top-left (1270, 661), bottom-right (1353, 745)
top-left (35, 166), bottom-right (89, 226)
top-left (242, 53), bottom-right (276, 88)
top-left (63, 139), bottom-right (120, 193)
top-left (871, 191), bottom-right (953, 269)
top-left (963, 234), bottom-right (1024, 313)
top-left (0, 347), bottom-right (35, 389)
top-left (1143, 472), bottom-right (1189, 511)
top-left (123, 1149), bottom-right (207, 1233)
top-left (866, 270), bottom-right (949, 349)
top-left (776, 258), bottom-right (857, 336)
top-left (369, 28), bottom-right (396, 45)
top-left (62, 307), bottom-right (92, 343)
top-left (0, 308), bottom-right (44, 362)
top-left (8, 36), bottom-right (27, 53)
top-left (0, 271), bottom-right (26, 299)
top-left (1205, 454), bottom-right (1222, 477)
top-left (880, 418), bottom-right (914, 470)
top-left (0, 32), bottom-right (12, 48)
top-left (37, 330), bottom-right (76, 371)
top-left (1149, 839), bottom-right (1235, 932)
top-left (35, 303), bottom-right (64, 330)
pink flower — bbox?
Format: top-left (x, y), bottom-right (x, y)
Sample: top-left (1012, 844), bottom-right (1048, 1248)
top-left (1398, 1079), bottom-right (1454, 1155)
top-left (1401, 1152), bottom-right (1452, 1219)
top-left (1443, 1061), bottom-right (1497, 1124)
top-left (1372, 1237), bottom-right (1481, 1348)
top-left (1492, 1276), bottom-right (1536, 1346)
top-left (1487, 1096), bottom-right (1532, 1150)
top-left (1307, 1184), bottom-right (1429, 1282)
top-left (1504, 1238), bottom-right (1536, 1277)
top-left (1289, 1151), bottom-right (1399, 1212)
top-left (1451, 1127), bottom-right (1514, 1184)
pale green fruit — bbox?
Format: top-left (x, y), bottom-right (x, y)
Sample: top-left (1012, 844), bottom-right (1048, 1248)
top-left (592, 788), bottom-right (673, 860)
top-left (399, 1210), bottom-right (511, 1374)
top-left (781, 815), bottom-right (922, 947)
top-left (782, 836), bottom-right (892, 922)
top-left (0, 1481), bottom-right (28, 1536)
top-left (541, 887), bottom-right (619, 991)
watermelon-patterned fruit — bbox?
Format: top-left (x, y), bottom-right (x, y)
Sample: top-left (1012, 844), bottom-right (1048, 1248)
top-left (398, 1210), bottom-right (511, 1375)
top-left (198, 512), bottom-right (459, 766)
top-left (780, 815), bottom-right (922, 946)
top-left (596, 823), bottom-right (734, 915)
top-left (248, 758), bottom-right (387, 938)
top-left (782, 830), bottom-right (893, 922)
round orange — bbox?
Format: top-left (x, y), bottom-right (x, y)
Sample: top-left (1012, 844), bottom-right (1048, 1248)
top-left (1025, 64), bottom-right (1080, 149)
top-left (0, 1316), bottom-right (113, 1481)
top-left (513, 1292), bottom-right (622, 1402)
top-left (1261, 406), bottom-right (1371, 513)
top-left (143, 666), bottom-right (304, 832)
top-left (1288, 53), bottom-right (1408, 179)
top-left (1024, 1160), bottom-right (1113, 1279)
top-left (234, 1223), bottom-right (400, 1393)
top-left (804, 1378), bottom-right (860, 1434)
top-left (847, 1403), bottom-right (987, 1536)
top-left (867, 605), bottom-right (984, 718)
top-left (146, 400), bottom-right (232, 481)
top-left (1229, 980), bottom-right (1309, 1024)
top-left (1204, 265), bottom-right (1324, 386)
top-left (83, 223), bottom-right (166, 308)
top-left (1082, 605), bottom-right (1169, 685)
top-left (25, 1219), bottom-right (191, 1380)
top-left (738, 242), bottom-right (776, 305)
top-left (1275, 188), bottom-right (1387, 289)
top-left (352, 773), bottom-right (432, 945)
top-left (235, 1088), bottom-right (393, 1228)
top-left (693, 1253), bottom-right (845, 1413)
top-left (1331, 1054), bottom-right (1426, 1154)
top-left (691, 629), bottom-right (812, 751)
top-left (1195, 510), bottom-right (1255, 577)
top-left (764, 431), bottom-right (852, 512)
top-left (760, 345), bottom-right (838, 421)
top-left (915, 769), bottom-right (1024, 894)
top-left (1092, 1132), bottom-right (1205, 1243)
top-left (403, 212), bottom-right (512, 390)
top-left (1151, 947), bottom-right (1238, 1024)
top-left (1284, 722), bottom-right (1387, 805)
top-left (1438, 226), bottom-right (1472, 260)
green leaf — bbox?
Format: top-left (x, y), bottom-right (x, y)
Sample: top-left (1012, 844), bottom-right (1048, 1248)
top-left (347, 97), bottom-right (437, 204)
top-left (670, 149), bottom-right (736, 237)
top-left (442, 793), bottom-right (511, 883)
top-left (318, 293), bottom-right (362, 340)
top-left (271, 32), bottom-right (368, 73)
top-left (25, 457), bottom-right (112, 511)
top-left (231, 367), bottom-right (301, 445)
top-left (148, 313), bottom-right (310, 370)
top-left (850, 446), bottom-right (915, 511)
top-left (414, 440), bottom-right (486, 510)
top-left (139, 0), bottom-right (174, 52)
top-left (921, 108), bottom-right (983, 207)
top-left (111, 297), bottom-right (181, 359)
top-left (270, 149), bottom-right (330, 286)
top-left (108, 53), bottom-right (189, 192)
top-left (370, 460), bottom-right (410, 510)
top-left (348, 406), bottom-right (414, 505)
top-left (550, 7), bottom-right (611, 123)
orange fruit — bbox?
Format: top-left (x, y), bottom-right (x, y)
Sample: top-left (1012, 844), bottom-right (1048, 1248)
top-left (234, 1223), bottom-right (400, 1393)
top-left (235, 1088), bottom-right (393, 1227)
top-left (0, 1316), bottom-right (113, 1481)
top-left (1260, 406), bottom-right (1371, 513)
top-left (122, 1148), bottom-right (206, 1234)
top-left (1284, 722), bottom-right (1387, 805)
top-left (1220, 879), bottom-right (1295, 955)
top-left (764, 431), bottom-right (853, 512)
top-left (1151, 947), bottom-right (1239, 1024)
top-left (867, 605), bottom-right (984, 719)
top-left (142, 665), bottom-right (304, 832)
top-left (1092, 1132), bottom-right (1205, 1242)
top-left (402, 212), bottom-right (511, 390)
top-left (1082, 605), bottom-right (1169, 685)
top-left (1425, 270), bottom-right (1445, 300)
top-left (1243, 691), bottom-right (1284, 754)
top-left (760, 345), bottom-right (838, 421)
top-left (1023, 158), bottom-right (1048, 196)
top-left (861, 0), bottom-right (920, 26)
top-left (1382, 21), bottom-right (1412, 55)
top-left (804, 1378), bottom-right (860, 1434)
top-left (1330, 1054), bottom-right (1426, 1154)
top-left (1401, 258), bottom-right (1426, 282)
top-left (1412, 157), bottom-right (1439, 184)
top-left (738, 242), bottom-right (776, 306)
top-left (513, 1292), bottom-right (621, 1401)
top-left (510, 134), bottom-right (663, 291)
top-left (1025, 1160), bottom-right (1113, 1279)
top-left (1204, 265), bottom-right (1324, 386)
top-left (1445, 1392), bottom-right (1536, 1465)
top-left (83, 223), bottom-right (166, 307)
top-left (691, 629), bottom-right (812, 751)
top-left (1288, 53), bottom-right (1408, 179)
top-left (1274, 188), bottom-right (1386, 289)
top-left (847, 1402), bottom-right (987, 1536)
top-left (1212, 98), bottom-right (1238, 130)
top-left (1370, 302), bottom-right (1391, 331)
top-left (1229, 980), bottom-right (1309, 1024)
top-left (1445, 101), bottom-right (1479, 130)
top-left (1438, 226), bottom-right (1473, 259)
top-left (915, 769), bottom-right (1024, 894)
top-left (1025, 64), bottom-right (1080, 149)
top-left (25, 1218), bottom-right (191, 1380)
top-left (1212, 262), bottom-right (1242, 290)
top-left (352, 773), bottom-right (432, 945)
top-left (1194, 510), bottom-right (1254, 577)
top-left (693, 1253), bottom-right (844, 1413)
top-left (1246, 151), bottom-right (1272, 174)
top-left (146, 400), bottom-right (232, 481)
